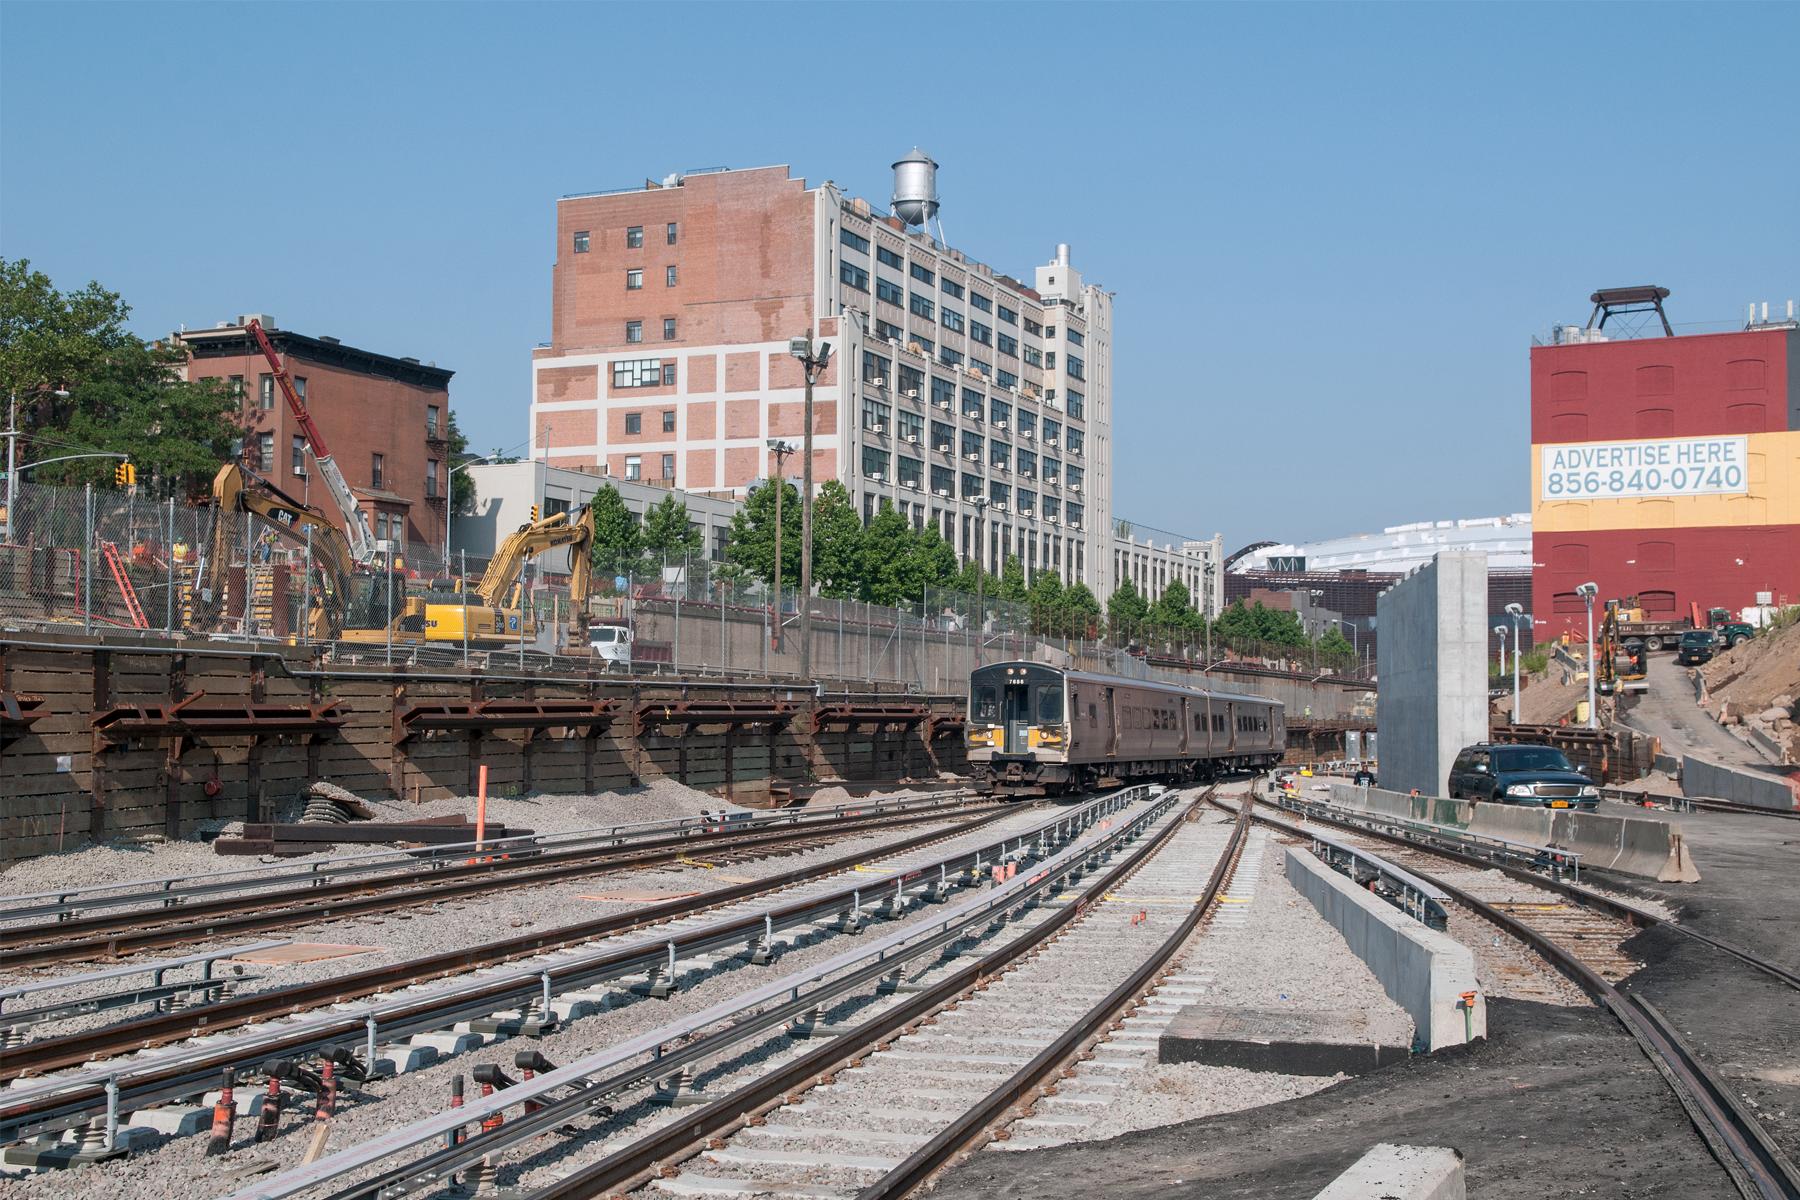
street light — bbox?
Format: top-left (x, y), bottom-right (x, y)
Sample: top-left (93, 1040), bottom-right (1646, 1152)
top-left (1576, 582), bottom-right (1599, 728)
top-left (788, 335), bottom-right (832, 681)
top-left (442, 453), bottom-right (492, 576)
top-left (969, 495), bottom-right (988, 665)
top-left (4, 387), bottom-right (71, 545)
top-left (1493, 623), bottom-right (1509, 677)
top-left (1504, 602), bottom-right (1526, 724)
top-left (766, 439), bottom-right (796, 652)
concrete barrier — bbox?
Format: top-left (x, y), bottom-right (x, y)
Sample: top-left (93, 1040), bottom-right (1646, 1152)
top-left (1682, 755), bottom-right (1800, 812)
top-left (1284, 848), bottom-right (1484, 1052)
top-left (1327, 782), bottom-right (1699, 882)
top-left (1314, 1143), bottom-right (1466, 1200)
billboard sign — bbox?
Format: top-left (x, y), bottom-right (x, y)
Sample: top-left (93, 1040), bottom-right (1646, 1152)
top-left (1541, 435), bottom-right (1749, 501)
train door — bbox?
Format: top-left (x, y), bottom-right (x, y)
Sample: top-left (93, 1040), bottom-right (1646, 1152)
top-left (1226, 702), bottom-right (1237, 753)
top-left (1103, 687), bottom-right (1117, 756)
top-left (1179, 697), bottom-right (1191, 755)
top-left (1003, 678), bottom-right (1032, 754)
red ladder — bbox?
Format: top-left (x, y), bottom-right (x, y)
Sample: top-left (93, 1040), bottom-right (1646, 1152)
top-left (101, 541), bottom-right (150, 629)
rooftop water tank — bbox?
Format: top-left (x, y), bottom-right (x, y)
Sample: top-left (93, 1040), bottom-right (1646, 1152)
top-left (891, 148), bottom-right (938, 227)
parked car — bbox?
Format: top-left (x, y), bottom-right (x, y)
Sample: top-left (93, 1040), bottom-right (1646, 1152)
top-left (1676, 628), bottom-right (1717, 665)
top-left (1447, 743), bottom-right (1600, 809)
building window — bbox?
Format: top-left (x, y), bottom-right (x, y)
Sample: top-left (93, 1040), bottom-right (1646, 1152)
top-left (1065, 502), bottom-right (1084, 529)
top-left (1016, 489), bottom-right (1035, 516)
top-left (228, 374), bottom-right (245, 399)
top-left (573, 230), bottom-right (590, 253)
top-left (840, 227), bottom-right (871, 254)
top-left (1017, 448), bottom-right (1038, 477)
top-left (971, 358), bottom-right (991, 378)
top-left (1044, 351), bottom-right (1056, 370)
top-left (990, 440), bottom-right (1010, 470)
top-left (666, 222), bottom-right (678, 245)
top-left (259, 374), bottom-right (275, 410)
top-left (1043, 418), bottom-right (1062, 445)
top-left (997, 332), bottom-right (1018, 358)
top-left (1023, 345), bottom-right (1043, 367)
top-left (661, 453), bottom-right (676, 481)
top-left (370, 452), bottom-right (384, 489)
top-left (961, 430), bottom-right (984, 460)
top-left (913, 334), bottom-right (935, 355)
top-left (661, 362), bottom-right (676, 385)
top-left (613, 359), bottom-right (662, 388)
top-left (876, 244), bottom-right (903, 269)
top-left (862, 446), bottom-right (890, 479)
top-left (898, 409), bottom-right (924, 443)
top-left (940, 307), bottom-right (964, 333)
top-left (291, 435), bottom-right (307, 476)
top-left (876, 278), bottom-right (905, 307)
top-left (930, 376), bottom-right (955, 408)
top-left (624, 455), bottom-right (642, 480)
top-left (862, 398), bottom-right (892, 432)
top-left (996, 368), bottom-right (1018, 390)
top-left (626, 226), bottom-right (644, 248)
top-left (1024, 316), bottom-right (1043, 336)
top-left (627, 269), bottom-right (644, 290)
top-left (961, 472), bottom-right (982, 500)
top-left (898, 456), bottom-right (922, 489)
top-left (1066, 390), bottom-right (1084, 419)
top-left (293, 376), bottom-right (308, 403)
top-left (1066, 464), bottom-right (1084, 492)
top-left (939, 346), bottom-right (962, 368)
top-left (427, 404), bottom-right (440, 438)
top-left (626, 320), bottom-right (643, 343)
top-left (909, 293), bottom-right (935, 321)
top-left (1067, 327), bottom-right (1085, 347)
top-left (662, 410), bottom-right (676, 433)
top-left (663, 317), bottom-right (677, 340)
top-left (1017, 412), bottom-right (1036, 441)
top-left (666, 265), bottom-right (678, 286)
top-left (840, 261), bottom-right (870, 291)
top-left (931, 464), bottom-right (955, 495)
top-left (426, 459), bottom-right (439, 498)
top-left (909, 261), bottom-right (935, 285)
top-left (997, 304), bottom-right (1017, 325)
top-left (898, 364), bottom-right (924, 396)
top-left (962, 388), bottom-right (984, 420)
top-left (1067, 354), bottom-right (1085, 380)
top-left (625, 412), bottom-right (642, 434)
top-left (970, 292), bottom-right (992, 313)
top-left (991, 398), bottom-right (1012, 426)
top-left (990, 480), bottom-right (1010, 508)
top-left (863, 351), bottom-right (892, 384)
top-left (875, 318), bottom-right (903, 341)
top-left (969, 320), bottom-right (992, 346)
top-left (941, 278), bottom-right (964, 299)
top-left (931, 420), bottom-right (955, 453)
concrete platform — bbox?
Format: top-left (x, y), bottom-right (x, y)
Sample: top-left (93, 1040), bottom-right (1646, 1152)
top-left (1159, 1004), bottom-right (1409, 1075)
top-left (1313, 1143), bottom-right (1465, 1199)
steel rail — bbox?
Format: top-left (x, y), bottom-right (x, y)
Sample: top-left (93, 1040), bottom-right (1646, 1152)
top-left (219, 789), bottom-right (1179, 1200)
top-left (1223, 795), bottom-right (1800, 1200)
top-left (0, 797), bottom-right (1120, 1142)
top-left (857, 792), bottom-right (1251, 1199)
top-left (1255, 792), bottom-right (1800, 992)
top-left (516, 788), bottom-right (1220, 1200)
top-left (0, 800), bottom-right (1004, 969)
top-left (0, 794), bottom-right (973, 923)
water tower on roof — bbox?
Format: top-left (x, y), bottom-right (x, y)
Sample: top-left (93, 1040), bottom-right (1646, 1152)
top-left (890, 148), bottom-right (939, 228)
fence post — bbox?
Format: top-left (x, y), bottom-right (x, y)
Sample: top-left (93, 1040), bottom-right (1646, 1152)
top-left (461, 549), bottom-right (469, 667)
top-left (83, 483), bottom-right (94, 632)
top-left (718, 577), bottom-right (726, 676)
top-left (165, 497), bottom-right (176, 632)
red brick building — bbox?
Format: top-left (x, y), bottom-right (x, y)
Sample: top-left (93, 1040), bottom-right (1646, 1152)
top-left (1530, 308), bottom-right (1800, 638)
top-left (179, 317), bottom-right (454, 556)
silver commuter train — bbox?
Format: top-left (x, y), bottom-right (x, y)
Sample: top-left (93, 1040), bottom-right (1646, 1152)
top-left (966, 660), bottom-right (1285, 796)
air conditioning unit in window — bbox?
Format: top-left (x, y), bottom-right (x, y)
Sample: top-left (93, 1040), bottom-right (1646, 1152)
top-left (870, 422), bottom-right (886, 434)
top-left (994, 502), bottom-right (1008, 513)
top-left (904, 479), bottom-right (920, 490)
top-left (1045, 515), bottom-right (1059, 525)
top-left (1021, 430), bottom-right (1034, 440)
top-left (868, 471), bottom-right (885, 483)
top-left (905, 388), bottom-right (920, 399)
top-left (995, 463), bottom-right (1008, 473)
top-left (965, 452), bottom-right (981, 462)
top-left (869, 376), bottom-right (887, 388)
top-left (935, 488), bottom-right (951, 497)
top-left (994, 420), bottom-right (1008, 430)
top-left (905, 433), bottom-right (919, 444)
top-left (1070, 483), bottom-right (1082, 493)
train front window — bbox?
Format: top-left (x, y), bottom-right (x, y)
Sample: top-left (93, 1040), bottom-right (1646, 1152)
top-left (1037, 687), bottom-right (1063, 724)
top-left (972, 685), bottom-right (999, 723)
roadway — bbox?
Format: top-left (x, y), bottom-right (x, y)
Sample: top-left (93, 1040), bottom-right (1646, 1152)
top-left (1618, 653), bottom-right (1774, 768)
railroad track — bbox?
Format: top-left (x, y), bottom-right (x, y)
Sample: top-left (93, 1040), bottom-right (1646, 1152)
top-left (202, 784), bottom-right (1245, 1200)
top-left (1224, 793), bottom-right (1800, 1200)
top-left (0, 793), bottom-right (1127, 1160)
top-left (0, 796), bottom-right (1004, 970)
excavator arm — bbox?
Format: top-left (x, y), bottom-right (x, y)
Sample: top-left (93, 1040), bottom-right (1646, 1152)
top-left (474, 509), bottom-right (595, 609)
top-left (192, 464), bottom-right (354, 639)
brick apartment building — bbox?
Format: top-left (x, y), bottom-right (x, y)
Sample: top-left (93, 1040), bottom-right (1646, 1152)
top-left (529, 157), bottom-right (1116, 593)
top-left (178, 316), bottom-right (454, 556)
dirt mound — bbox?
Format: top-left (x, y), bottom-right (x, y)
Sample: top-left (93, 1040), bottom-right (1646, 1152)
top-left (1699, 617), bottom-right (1800, 760)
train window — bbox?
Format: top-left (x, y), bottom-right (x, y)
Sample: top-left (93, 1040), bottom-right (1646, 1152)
top-left (1037, 687), bottom-right (1063, 723)
top-left (973, 685), bottom-right (998, 722)
top-left (1088, 703), bottom-right (1097, 721)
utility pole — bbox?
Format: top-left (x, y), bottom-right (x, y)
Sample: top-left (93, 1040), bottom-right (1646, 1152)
top-left (788, 335), bottom-right (832, 681)
top-left (3, 393), bottom-right (16, 546)
top-left (766, 440), bottom-right (795, 653)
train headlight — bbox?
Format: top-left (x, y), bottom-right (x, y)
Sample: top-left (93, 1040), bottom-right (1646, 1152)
top-left (1037, 726), bottom-right (1066, 745)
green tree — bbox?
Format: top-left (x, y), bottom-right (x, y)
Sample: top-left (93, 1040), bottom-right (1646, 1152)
top-left (1063, 581), bottom-right (1101, 637)
top-left (809, 480), bottom-right (864, 599)
top-left (1107, 577), bottom-right (1149, 638)
top-left (587, 485), bottom-right (641, 577)
top-left (911, 524), bottom-right (958, 595)
top-left (1, 258), bottom-right (239, 496)
top-left (1148, 578), bottom-right (1201, 634)
top-left (721, 477), bottom-right (799, 590)
top-left (857, 504), bottom-right (920, 605)
top-left (446, 411), bottom-right (477, 516)
top-left (640, 492), bottom-right (702, 562)
top-left (1025, 568), bottom-right (1065, 635)
top-left (1318, 626), bottom-right (1356, 660)
top-left (998, 555), bottom-right (1028, 603)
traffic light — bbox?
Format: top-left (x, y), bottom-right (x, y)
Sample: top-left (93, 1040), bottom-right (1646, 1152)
top-left (530, 504), bottom-right (540, 522)
top-left (114, 462), bottom-right (137, 487)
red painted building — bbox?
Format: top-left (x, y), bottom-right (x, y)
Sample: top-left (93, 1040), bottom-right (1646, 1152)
top-left (178, 318), bottom-right (454, 558)
top-left (1530, 309), bottom-right (1800, 638)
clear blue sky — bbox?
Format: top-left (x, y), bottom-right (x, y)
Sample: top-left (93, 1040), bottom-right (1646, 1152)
top-left (4, 2), bottom-right (1795, 552)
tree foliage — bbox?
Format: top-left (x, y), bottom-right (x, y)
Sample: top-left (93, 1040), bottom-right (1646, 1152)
top-left (810, 480), bottom-right (864, 599)
top-left (722, 477), bottom-right (800, 590)
top-left (640, 492), bottom-right (702, 561)
top-left (447, 411), bottom-right (477, 516)
top-left (1106, 577), bottom-right (1149, 637)
top-left (1, 258), bottom-right (239, 496)
top-left (587, 485), bottom-right (640, 577)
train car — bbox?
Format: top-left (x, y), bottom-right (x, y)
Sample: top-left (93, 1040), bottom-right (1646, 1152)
top-left (966, 661), bottom-right (1285, 797)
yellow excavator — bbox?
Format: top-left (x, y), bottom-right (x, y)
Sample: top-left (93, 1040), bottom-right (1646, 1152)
top-left (368, 509), bottom-right (596, 648)
top-left (191, 463), bottom-right (359, 640)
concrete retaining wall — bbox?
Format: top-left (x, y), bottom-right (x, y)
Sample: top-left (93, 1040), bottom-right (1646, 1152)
top-left (1284, 848), bottom-right (1484, 1052)
top-left (1327, 783), bottom-right (1699, 882)
top-left (1682, 755), bottom-right (1800, 812)
top-left (1375, 553), bottom-right (1488, 797)
top-left (1314, 1143), bottom-right (1466, 1200)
